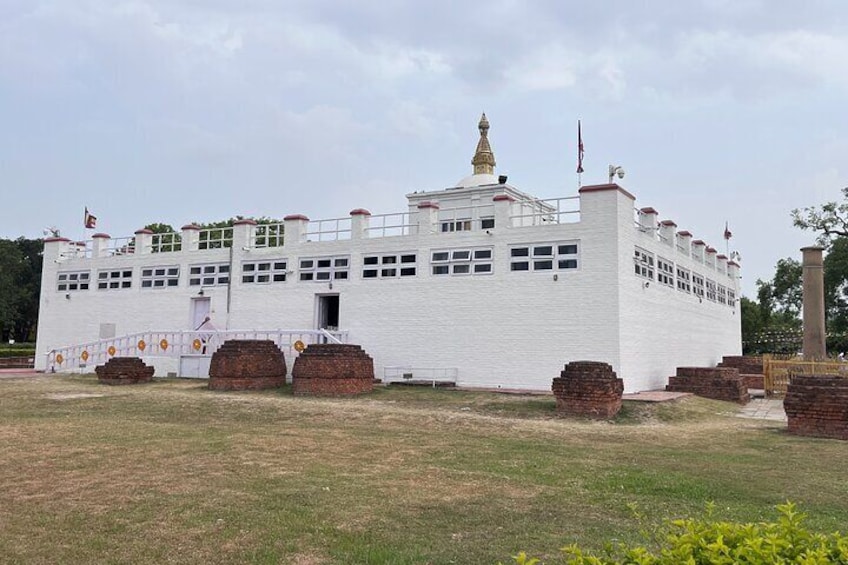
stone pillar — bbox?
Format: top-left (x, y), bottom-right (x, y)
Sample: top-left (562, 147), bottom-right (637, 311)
top-left (416, 202), bottom-right (439, 235)
top-left (134, 229), bottom-right (153, 255)
top-left (801, 246), bottom-right (826, 360)
top-left (283, 214), bottom-right (310, 245)
top-left (232, 219), bottom-right (257, 250)
top-left (492, 194), bottom-right (514, 230)
top-left (658, 220), bottom-right (676, 246)
top-left (638, 207), bottom-right (658, 232)
top-left (181, 224), bottom-right (201, 252)
top-left (350, 208), bottom-right (371, 240)
top-left (92, 233), bottom-right (111, 258)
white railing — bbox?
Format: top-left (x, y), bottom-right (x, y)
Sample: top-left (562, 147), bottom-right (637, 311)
top-left (198, 227), bottom-right (233, 249)
top-left (383, 366), bottom-right (458, 387)
top-left (254, 223), bottom-right (285, 248)
top-left (306, 217), bottom-right (352, 241)
top-left (151, 232), bottom-right (182, 253)
top-left (366, 212), bottom-right (417, 238)
top-left (511, 196), bottom-right (579, 227)
top-left (60, 241), bottom-right (93, 260)
top-left (46, 329), bottom-right (349, 373)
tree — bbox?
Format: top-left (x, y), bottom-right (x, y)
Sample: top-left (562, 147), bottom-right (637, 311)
top-left (792, 187), bottom-right (848, 243)
top-left (0, 237), bottom-right (43, 342)
top-left (755, 258), bottom-right (802, 327)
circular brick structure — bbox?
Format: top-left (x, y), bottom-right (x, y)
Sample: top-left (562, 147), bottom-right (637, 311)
top-left (95, 357), bottom-right (154, 385)
top-left (552, 361), bottom-right (624, 419)
top-left (208, 340), bottom-right (287, 391)
top-left (291, 344), bottom-right (374, 396)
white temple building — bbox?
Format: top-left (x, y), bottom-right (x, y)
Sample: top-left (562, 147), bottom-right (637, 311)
top-left (35, 115), bottom-right (742, 392)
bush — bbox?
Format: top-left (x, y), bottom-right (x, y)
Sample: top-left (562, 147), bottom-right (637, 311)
top-left (506, 503), bottom-right (848, 564)
top-left (0, 349), bottom-right (35, 358)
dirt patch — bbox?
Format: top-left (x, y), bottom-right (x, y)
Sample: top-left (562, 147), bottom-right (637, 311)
top-left (45, 393), bottom-right (106, 401)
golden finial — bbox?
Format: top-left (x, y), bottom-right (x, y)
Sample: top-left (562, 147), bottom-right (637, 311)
top-left (471, 112), bottom-right (496, 175)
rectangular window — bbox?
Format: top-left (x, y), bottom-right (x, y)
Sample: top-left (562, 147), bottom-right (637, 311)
top-left (242, 260), bottom-right (287, 284)
top-left (431, 247), bottom-right (493, 276)
top-left (705, 278), bottom-right (717, 302)
top-left (676, 266), bottom-right (691, 293)
top-left (189, 263), bottom-right (229, 286)
top-left (657, 257), bottom-right (674, 287)
top-left (692, 273), bottom-right (705, 299)
top-left (441, 220), bottom-right (472, 232)
top-left (141, 266), bottom-right (179, 290)
top-left (718, 285), bottom-right (728, 305)
top-left (634, 247), bottom-right (654, 279)
top-left (299, 255), bottom-right (350, 282)
top-left (362, 253), bottom-right (417, 279)
top-left (57, 270), bottom-right (91, 292)
top-left (511, 242), bottom-right (580, 272)
top-left (728, 289), bottom-right (736, 306)
top-left (97, 269), bottom-right (133, 290)
top-left (481, 218), bottom-right (495, 230)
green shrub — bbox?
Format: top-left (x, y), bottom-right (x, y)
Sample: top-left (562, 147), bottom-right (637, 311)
top-left (506, 503), bottom-right (848, 564)
top-left (0, 349), bottom-right (35, 358)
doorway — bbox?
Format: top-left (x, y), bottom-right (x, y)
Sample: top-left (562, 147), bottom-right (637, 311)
top-left (190, 297), bottom-right (212, 330)
top-left (315, 294), bottom-right (340, 331)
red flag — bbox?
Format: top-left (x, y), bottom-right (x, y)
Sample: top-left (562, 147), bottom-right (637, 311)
top-left (84, 207), bottom-right (97, 229)
top-left (576, 120), bottom-right (584, 174)
top-left (723, 221), bottom-right (732, 240)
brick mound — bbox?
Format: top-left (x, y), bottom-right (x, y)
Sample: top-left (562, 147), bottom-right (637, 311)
top-left (666, 367), bottom-right (750, 404)
top-left (717, 355), bottom-right (765, 389)
top-left (551, 361), bottom-right (624, 419)
top-left (208, 340), bottom-right (286, 391)
top-left (95, 357), bottom-right (154, 385)
top-left (291, 344), bottom-right (374, 396)
top-left (784, 374), bottom-right (848, 440)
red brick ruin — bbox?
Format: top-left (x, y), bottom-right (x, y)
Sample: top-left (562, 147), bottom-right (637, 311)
top-left (552, 361), bottom-right (624, 419)
top-left (717, 355), bottom-right (765, 389)
top-left (95, 357), bottom-right (154, 385)
top-left (291, 344), bottom-right (374, 396)
top-left (784, 375), bottom-right (848, 440)
top-left (208, 340), bottom-right (287, 391)
top-left (666, 367), bottom-right (750, 404)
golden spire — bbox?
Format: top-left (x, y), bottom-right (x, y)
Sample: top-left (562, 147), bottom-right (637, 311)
top-left (471, 112), bottom-right (496, 175)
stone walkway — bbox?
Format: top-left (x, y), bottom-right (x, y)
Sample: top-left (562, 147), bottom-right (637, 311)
top-left (737, 398), bottom-right (787, 421)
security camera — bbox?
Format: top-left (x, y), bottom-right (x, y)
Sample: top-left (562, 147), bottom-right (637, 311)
top-left (617, 168), bottom-right (625, 179)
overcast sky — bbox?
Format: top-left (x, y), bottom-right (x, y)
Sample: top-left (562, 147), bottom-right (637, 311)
top-left (2, 0), bottom-right (846, 296)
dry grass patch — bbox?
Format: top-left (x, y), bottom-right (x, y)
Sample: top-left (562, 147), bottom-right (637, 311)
top-left (0, 375), bottom-right (846, 564)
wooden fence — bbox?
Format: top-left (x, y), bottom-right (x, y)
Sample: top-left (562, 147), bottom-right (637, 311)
top-left (762, 354), bottom-right (848, 397)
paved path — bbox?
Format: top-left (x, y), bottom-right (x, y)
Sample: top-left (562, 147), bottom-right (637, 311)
top-left (737, 398), bottom-right (787, 421)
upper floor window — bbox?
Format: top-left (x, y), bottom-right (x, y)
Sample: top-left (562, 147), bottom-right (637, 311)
top-left (676, 266), bottom-right (691, 293)
top-left (657, 257), bottom-right (674, 287)
top-left (363, 253), bottom-right (417, 278)
top-left (242, 260), bottom-right (287, 284)
top-left (300, 256), bottom-right (349, 281)
top-left (431, 248), bottom-right (493, 276)
top-left (57, 270), bottom-right (90, 292)
top-left (97, 269), bottom-right (132, 290)
top-left (634, 247), bottom-right (654, 279)
top-left (511, 242), bottom-right (579, 272)
top-left (141, 266), bottom-right (180, 289)
top-left (189, 263), bottom-right (229, 286)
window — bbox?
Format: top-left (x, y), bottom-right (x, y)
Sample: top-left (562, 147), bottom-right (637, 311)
top-left (189, 263), bottom-right (229, 286)
top-left (481, 218), bottom-right (495, 230)
top-left (676, 267), bottom-right (691, 293)
top-left (657, 257), bottom-right (674, 287)
top-left (97, 269), bottom-right (132, 290)
top-left (57, 270), bottom-right (90, 292)
top-left (363, 253), bottom-right (416, 279)
top-left (705, 279), bottom-right (717, 302)
top-left (431, 247), bottom-right (493, 276)
top-left (728, 289), bottom-right (736, 306)
top-left (692, 273), bottom-right (705, 299)
top-left (440, 220), bottom-right (472, 232)
top-left (242, 260), bottom-right (287, 284)
top-left (299, 255), bottom-right (349, 281)
top-left (510, 242), bottom-right (580, 272)
top-left (634, 247), bottom-right (654, 279)
top-left (718, 285), bottom-right (728, 305)
top-left (141, 266), bottom-right (180, 289)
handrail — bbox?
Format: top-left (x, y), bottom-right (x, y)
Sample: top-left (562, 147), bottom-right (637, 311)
top-left (510, 196), bottom-right (579, 226)
top-left (47, 329), bottom-right (349, 373)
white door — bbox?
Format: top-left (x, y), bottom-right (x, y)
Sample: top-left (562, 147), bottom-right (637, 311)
top-left (190, 297), bottom-right (212, 330)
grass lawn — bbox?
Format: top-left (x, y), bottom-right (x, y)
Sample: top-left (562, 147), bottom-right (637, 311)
top-left (1, 375), bottom-right (846, 564)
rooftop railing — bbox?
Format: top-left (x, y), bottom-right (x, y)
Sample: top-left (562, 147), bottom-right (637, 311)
top-left (511, 196), bottom-right (579, 227)
top-left (150, 232), bottom-right (182, 253)
top-left (254, 223), bottom-right (285, 248)
top-left (366, 212), bottom-right (417, 238)
top-left (198, 227), bottom-right (233, 249)
top-left (306, 217), bottom-right (352, 242)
